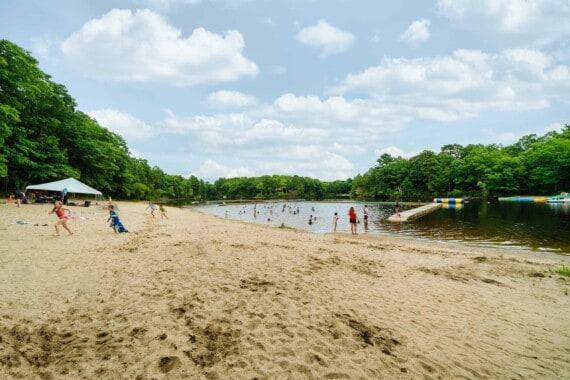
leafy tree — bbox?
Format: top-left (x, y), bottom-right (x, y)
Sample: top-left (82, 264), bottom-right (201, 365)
top-left (0, 103), bottom-right (16, 177)
top-left (440, 144), bottom-right (466, 159)
top-left (408, 151), bottom-right (442, 197)
top-left (58, 112), bottom-right (130, 194)
top-left (523, 135), bottom-right (570, 194)
top-left (0, 40), bottom-right (79, 189)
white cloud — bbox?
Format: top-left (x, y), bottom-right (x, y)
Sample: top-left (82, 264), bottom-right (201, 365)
top-left (153, 102), bottom-right (365, 180)
top-left (61, 8), bottom-right (258, 86)
top-left (542, 122), bottom-right (565, 134)
top-left (374, 146), bottom-right (415, 159)
top-left (195, 159), bottom-right (255, 180)
top-left (296, 20), bottom-right (354, 57)
top-left (93, 39), bottom-right (568, 181)
top-left (86, 109), bottom-right (155, 139)
top-left (241, 119), bottom-right (327, 142)
top-left (400, 19), bottom-right (431, 46)
top-left (132, 0), bottom-right (254, 10)
top-left (32, 35), bottom-right (56, 58)
top-left (274, 94), bottom-right (390, 126)
top-left (208, 90), bottom-right (258, 108)
top-left (128, 147), bottom-right (147, 159)
top-left (481, 127), bottom-right (518, 144)
top-left (251, 145), bottom-right (354, 181)
top-left (132, 0), bottom-right (201, 11)
top-left (330, 48), bottom-right (569, 121)
top-left (438, 0), bottom-right (570, 47)
top-left (160, 113), bottom-right (233, 151)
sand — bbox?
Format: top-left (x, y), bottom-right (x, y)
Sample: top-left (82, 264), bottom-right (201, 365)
top-left (1, 200), bottom-right (569, 379)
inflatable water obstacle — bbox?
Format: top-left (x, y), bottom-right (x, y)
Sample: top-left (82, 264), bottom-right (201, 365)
top-left (498, 196), bottom-right (548, 203)
top-left (433, 198), bottom-right (465, 204)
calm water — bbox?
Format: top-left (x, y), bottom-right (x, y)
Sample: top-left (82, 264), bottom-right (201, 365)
top-left (192, 200), bottom-right (570, 255)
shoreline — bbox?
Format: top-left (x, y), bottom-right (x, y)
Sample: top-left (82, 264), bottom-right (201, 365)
top-left (191, 204), bottom-right (570, 259)
top-left (1, 201), bottom-right (569, 378)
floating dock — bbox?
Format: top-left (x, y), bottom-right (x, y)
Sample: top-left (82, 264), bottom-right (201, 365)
top-left (386, 203), bottom-right (442, 222)
top-left (498, 196), bottom-right (548, 203)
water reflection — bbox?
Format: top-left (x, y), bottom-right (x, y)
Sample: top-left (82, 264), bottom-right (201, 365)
top-left (191, 200), bottom-right (570, 255)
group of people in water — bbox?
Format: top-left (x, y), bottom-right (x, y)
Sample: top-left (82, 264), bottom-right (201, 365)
top-left (347, 204), bottom-right (369, 234)
top-left (225, 202), bottom-right (402, 234)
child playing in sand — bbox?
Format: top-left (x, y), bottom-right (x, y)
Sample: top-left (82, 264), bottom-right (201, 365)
top-left (159, 204), bottom-right (168, 219)
top-left (49, 201), bottom-right (73, 236)
top-left (146, 201), bottom-right (157, 217)
top-left (107, 205), bottom-right (128, 233)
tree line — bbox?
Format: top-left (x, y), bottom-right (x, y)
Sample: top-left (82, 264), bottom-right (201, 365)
top-left (352, 130), bottom-right (570, 200)
top-left (0, 40), bottom-right (209, 200)
top-left (1, 40), bottom-right (568, 202)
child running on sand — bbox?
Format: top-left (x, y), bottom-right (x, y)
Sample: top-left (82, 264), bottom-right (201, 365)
top-left (49, 201), bottom-right (73, 236)
top-left (159, 204), bottom-right (168, 219)
top-left (107, 205), bottom-right (128, 233)
top-left (146, 201), bottom-right (158, 217)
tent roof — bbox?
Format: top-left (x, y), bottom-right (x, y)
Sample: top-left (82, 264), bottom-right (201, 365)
top-left (25, 177), bottom-right (102, 196)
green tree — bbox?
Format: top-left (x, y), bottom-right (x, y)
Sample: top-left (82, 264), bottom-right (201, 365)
top-left (523, 134), bottom-right (570, 194)
top-left (1, 41), bottom-right (76, 188)
top-left (408, 151), bottom-right (442, 197)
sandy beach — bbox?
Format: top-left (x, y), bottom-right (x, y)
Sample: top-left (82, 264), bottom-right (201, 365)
top-left (1, 201), bottom-right (569, 379)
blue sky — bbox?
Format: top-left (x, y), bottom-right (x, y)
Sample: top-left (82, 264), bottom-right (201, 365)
top-left (1, 0), bottom-right (569, 181)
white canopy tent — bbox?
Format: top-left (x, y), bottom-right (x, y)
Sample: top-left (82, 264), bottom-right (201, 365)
top-left (25, 177), bottom-right (102, 197)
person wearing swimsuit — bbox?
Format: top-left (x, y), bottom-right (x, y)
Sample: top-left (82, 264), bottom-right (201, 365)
top-left (348, 206), bottom-right (357, 235)
top-left (49, 201), bottom-right (73, 236)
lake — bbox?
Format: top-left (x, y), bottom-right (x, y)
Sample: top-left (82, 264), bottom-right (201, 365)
top-left (191, 200), bottom-right (570, 255)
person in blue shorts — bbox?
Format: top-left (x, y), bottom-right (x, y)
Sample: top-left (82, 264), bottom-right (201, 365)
top-left (107, 204), bottom-right (128, 233)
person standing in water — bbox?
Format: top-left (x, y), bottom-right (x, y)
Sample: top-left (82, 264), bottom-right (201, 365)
top-left (332, 212), bottom-right (339, 232)
top-left (348, 206), bottom-right (358, 235)
top-left (49, 201), bottom-right (73, 236)
top-left (363, 205), bottom-right (369, 227)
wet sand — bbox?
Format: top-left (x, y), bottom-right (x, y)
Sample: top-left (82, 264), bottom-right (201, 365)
top-left (1, 201), bottom-right (569, 379)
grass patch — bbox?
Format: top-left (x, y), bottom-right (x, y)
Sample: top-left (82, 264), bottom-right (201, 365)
top-left (555, 265), bottom-right (570, 277)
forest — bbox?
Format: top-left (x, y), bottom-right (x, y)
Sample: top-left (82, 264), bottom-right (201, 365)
top-left (1, 40), bottom-right (569, 202)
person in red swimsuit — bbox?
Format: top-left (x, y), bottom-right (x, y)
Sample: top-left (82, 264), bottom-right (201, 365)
top-left (49, 201), bottom-right (73, 236)
top-left (348, 206), bottom-right (358, 235)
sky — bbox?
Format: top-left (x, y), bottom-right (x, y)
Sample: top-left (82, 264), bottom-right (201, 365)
top-left (1, 0), bottom-right (569, 182)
